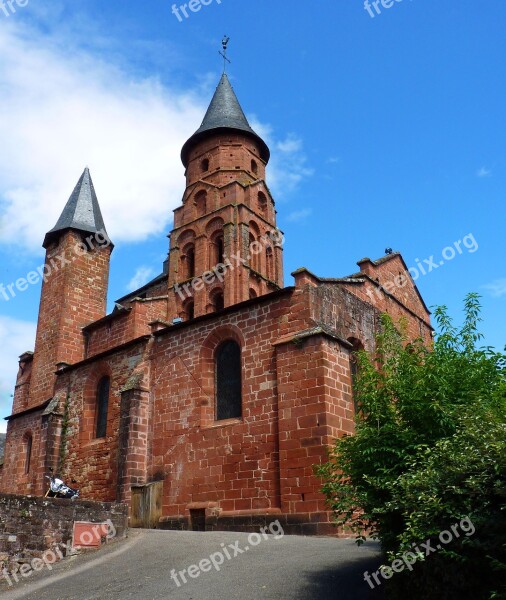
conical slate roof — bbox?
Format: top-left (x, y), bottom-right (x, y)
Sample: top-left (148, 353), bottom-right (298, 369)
top-left (181, 73), bottom-right (270, 167)
top-left (43, 168), bottom-right (110, 248)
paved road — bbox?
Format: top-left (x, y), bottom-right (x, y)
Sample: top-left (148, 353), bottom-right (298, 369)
top-left (0, 529), bottom-right (384, 600)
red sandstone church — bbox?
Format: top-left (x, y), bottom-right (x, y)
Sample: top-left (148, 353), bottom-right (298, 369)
top-left (0, 73), bottom-right (432, 533)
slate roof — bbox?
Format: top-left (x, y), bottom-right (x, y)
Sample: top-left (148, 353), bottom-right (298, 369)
top-left (181, 73), bottom-right (270, 166)
top-left (43, 168), bottom-right (110, 248)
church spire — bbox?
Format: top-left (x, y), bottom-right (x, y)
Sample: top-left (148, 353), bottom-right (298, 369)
top-left (43, 167), bottom-right (110, 248)
top-left (181, 73), bottom-right (270, 167)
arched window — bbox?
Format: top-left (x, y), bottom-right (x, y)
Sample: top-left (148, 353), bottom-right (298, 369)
top-left (24, 433), bottom-right (32, 474)
top-left (211, 291), bottom-right (224, 312)
top-left (251, 159), bottom-right (258, 174)
top-left (249, 288), bottom-right (257, 299)
top-left (249, 233), bottom-right (259, 272)
top-left (195, 191), bottom-right (207, 217)
top-left (266, 246), bottom-right (274, 280)
top-left (210, 233), bottom-right (224, 267)
top-left (215, 340), bottom-right (242, 420)
top-left (201, 158), bottom-right (209, 172)
top-left (96, 376), bottom-right (110, 439)
top-left (249, 221), bottom-right (262, 273)
top-left (258, 192), bottom-right (267, 215)
top-left (216, 235), bottom-right (224, 264)
top-left (184, 245), bottom-right (195, 279)
top-left (184, 300), bottom-right (194, 321)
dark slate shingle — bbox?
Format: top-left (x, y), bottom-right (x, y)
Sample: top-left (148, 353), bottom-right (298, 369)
top-left (181, 73), bottom-right (270, 166)
top-left (43, 168), bottom-right (110, 248)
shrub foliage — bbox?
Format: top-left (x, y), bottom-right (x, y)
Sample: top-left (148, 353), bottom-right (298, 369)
top-left (316, 294), bottom-right (506, 599)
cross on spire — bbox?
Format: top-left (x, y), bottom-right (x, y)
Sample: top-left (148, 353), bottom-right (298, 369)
top-left (219, 36), bottom-right (231, 73)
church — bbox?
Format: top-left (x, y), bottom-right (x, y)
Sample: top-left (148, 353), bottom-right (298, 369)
top-left (0, 72), bottom-right (432, 534)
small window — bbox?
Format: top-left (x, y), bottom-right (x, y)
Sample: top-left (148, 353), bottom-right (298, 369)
top-left (24, 434), bottom-right (32, 474)
top-left (251, 160), bottom-right (258, 174)
top-left (266, 247), bottom-right (274, 280)
top-left (249, 289), bottom-right (257, 299)
top-left (216, 235), bottom-right (224, 265)
top-left (201, 158), bottom-right (209, 172)
top-left (212, 291), bottom-right (224, 312)
top-left (184, 300), bottom-right (195, 320)
top-left (216, 340), bottom-right (242, 420)
top-left (258, 192), bottom-right (267, 215)
top-left (96, 377), bottom-right (110, 439)
top-left (209, 229), bottom-right (225, 269)
top-left (249, 233), bottom-right (260, 272)
top-left (185, 245), bottom-right (195, 279)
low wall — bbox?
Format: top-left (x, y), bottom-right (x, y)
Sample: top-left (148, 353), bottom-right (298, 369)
top-left (0, 493), bottom-right (128, 574)
top-left (159, 510), bottom-right (339, 536)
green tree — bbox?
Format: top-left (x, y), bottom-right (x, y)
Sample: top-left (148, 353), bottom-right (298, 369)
top-left (316, 294), bottom-right (506, 599)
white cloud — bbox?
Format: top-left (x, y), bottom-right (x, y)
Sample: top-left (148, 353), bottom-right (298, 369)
top-left (127, 266), bottom-right (156, 292)
top-left (0, 22), bottom-right (205, 253)
top-left (477, 167), bottom-right (492, 178)
top-left (0, 22), bottom-right (312, 253)
top-left (286, 208), bottom-right (312, 222)
top-left (0, 316), bottom-right (37, 432)
top-left (482, 278), bottom-right (506, 298)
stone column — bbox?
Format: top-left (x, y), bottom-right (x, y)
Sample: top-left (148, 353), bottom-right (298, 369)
top-left (116, 385), bottom-right (150, 504)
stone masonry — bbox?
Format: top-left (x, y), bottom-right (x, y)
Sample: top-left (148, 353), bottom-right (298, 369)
top-left (0, 73), bottom-right (432, 534)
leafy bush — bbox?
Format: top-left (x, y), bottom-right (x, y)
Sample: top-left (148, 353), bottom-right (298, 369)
top-left (316, 294), bottom-right (506, 599)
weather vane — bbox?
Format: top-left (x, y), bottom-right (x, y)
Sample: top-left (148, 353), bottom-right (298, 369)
top-left (219, 36), bottom-right (231, 73)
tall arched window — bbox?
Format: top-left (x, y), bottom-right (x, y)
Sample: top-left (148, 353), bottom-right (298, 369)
top-left (266, 246), bottom-right (274, 280)
top-left (216, 235), bottom-right (224, 264)
top-left (251, 159), bottom-right (258, 174)
top-left (211, 233), bottom-right (224, 267)
top-left (184, 245), bottom-right (195, 279)
top-left (249, 233), bottom-right (259, 272)
top-left (215, 340), bottom-right (242, 420)
top-left (24, 433), bottom-right (32, 474)
top-left (201, 158), bottom-right (209, 172)
top-left (96, 376), bottom-right (110, 438)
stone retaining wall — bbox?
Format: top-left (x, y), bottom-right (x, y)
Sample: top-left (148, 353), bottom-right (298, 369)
top-left (0, 493), bottom-right (128, 575)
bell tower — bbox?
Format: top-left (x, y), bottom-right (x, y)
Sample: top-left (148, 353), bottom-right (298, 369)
top-left (167, 73), bottom-right (284, 320)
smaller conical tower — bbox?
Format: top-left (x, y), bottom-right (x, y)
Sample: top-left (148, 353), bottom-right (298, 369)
top-left (167, 73), bottom-right (283, 320)
top-left (43, 167), bottom-right (108, 247)
top-left (27, 168), bottom-right (112, 409)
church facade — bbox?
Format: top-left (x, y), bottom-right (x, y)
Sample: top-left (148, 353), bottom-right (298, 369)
top-left (0, 74), bottom-right (432, 534)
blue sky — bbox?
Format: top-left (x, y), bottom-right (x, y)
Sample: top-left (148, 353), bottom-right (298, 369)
top-left (0, 0), bottom-right (505, 426)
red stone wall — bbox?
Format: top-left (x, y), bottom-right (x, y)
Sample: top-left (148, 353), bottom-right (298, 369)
top-left (28, 231), bottom-right (111, 408)
top-left (11, 355), bottom-right (33, 414)
top-left (2, 248), bottom-right (432, 535)
top-left (84, 298), bottom-right (166, 358)
top-left (183, 133), bottom-right (266, 190)
top-left (272, 328), bottom-right (356, 534)
top-left (50, 341), bottom-right (151, 503)
top-left (149, 297), bottom-right (290, 517)
top-left (167, 131), bottom-right (282, 322)
top-left (0, 410), bottom-right (47, 495)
